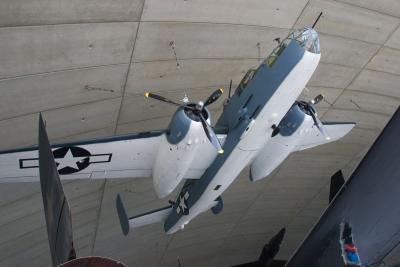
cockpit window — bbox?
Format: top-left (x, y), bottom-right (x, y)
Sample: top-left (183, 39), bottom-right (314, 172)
top-left (294, 28), bottom-right (320, 54)
top-left (266, 41), bottom-right (289, 67)
top-left (265, 27), bottom-right (320, 67)
top-left (235, 69), bottom-right (256, 96)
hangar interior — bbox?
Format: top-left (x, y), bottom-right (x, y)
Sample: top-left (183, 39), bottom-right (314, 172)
top-left (0, 0), bottom-right (400, 266)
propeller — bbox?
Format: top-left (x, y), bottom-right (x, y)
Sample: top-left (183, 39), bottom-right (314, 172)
top-left (310, 110), bottom-right (330, 140)
top-left (310, 93), bottom-right (324, 105)
top-left (204, 88), bottom-right (223, 106)
top-left (299, 94), bottom-right (330, 140)
top-left (199, 112), bottom-right (224, 154)
top-left (144, 92), bottom-right (182, 107)
top-left (144, 88), bottom-right (225, 154)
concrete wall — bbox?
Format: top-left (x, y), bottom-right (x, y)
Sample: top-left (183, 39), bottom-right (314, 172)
top-left (0, 0), bottom-right (399, 266)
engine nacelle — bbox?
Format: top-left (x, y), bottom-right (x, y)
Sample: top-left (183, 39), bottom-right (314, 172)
top-left (152, 105), bottom-right (210, 198)
top-left (250, 103), bottom-right (310, 181)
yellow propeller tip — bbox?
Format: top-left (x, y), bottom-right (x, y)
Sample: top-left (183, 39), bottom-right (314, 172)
top-left (219, 88), bottom-right (224, 94)
top-left (218, 149), bottom-right (224, 154)
top-left (144, 92), bottom-right (150, 98)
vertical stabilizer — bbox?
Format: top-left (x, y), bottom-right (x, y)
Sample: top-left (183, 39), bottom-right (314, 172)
top-left (38, 114), bottom-right (76, 266)
top-left (329, 170), bottom-right (345, 203)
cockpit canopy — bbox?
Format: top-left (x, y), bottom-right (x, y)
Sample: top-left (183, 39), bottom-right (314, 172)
top-left (265, 27), bottom-right (320, 67)
top-left (294, 27), bottom-right (320, 54)
top-left (235, 27), bottom-right (320, 95)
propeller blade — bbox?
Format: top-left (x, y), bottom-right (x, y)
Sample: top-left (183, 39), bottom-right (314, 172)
top-left (310, 111), bottom-right (331, 140)
top-left (199, 113), bottom-right (224, 154)
top-left (204, 88), bottom-right (224, 107)
top-left (144, 92), bottom-right (181, 107)
top-left (310, 94), bottom-right (324, 105)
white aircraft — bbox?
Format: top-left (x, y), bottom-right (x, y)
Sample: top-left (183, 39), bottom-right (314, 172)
top-left (0, 26), bottom-right (354, 235)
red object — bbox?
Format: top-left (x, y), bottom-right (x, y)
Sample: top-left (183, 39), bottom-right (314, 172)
top-left (344, 244), bottom-right (358, 253)
top-left (59, 256), bottom-right (127, 267)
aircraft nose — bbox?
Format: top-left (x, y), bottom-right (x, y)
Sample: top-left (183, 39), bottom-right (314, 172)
top-left (297, 27), bottom-right (320, 54)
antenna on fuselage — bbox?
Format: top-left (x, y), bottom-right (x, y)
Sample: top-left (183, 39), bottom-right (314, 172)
top-left (228, 79), bottom-right (233, 98)
top-left (312, 12), bottom-right (323, 29)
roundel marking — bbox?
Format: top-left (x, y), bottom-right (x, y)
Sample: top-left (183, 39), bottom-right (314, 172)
top-left (53, 146), bottom-right (91, 175)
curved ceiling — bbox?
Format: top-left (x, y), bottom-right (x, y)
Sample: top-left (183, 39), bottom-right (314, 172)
top-left (0, 1), bottom-right (399, 266)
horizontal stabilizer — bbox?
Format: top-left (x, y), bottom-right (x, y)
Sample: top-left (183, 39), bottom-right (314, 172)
top-left (116, 194), bottom-right (172, 235)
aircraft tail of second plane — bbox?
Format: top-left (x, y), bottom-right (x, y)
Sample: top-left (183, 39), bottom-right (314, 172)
top-left (116, 193), bottom-right (224, 235)
top-left (116, 194), bottom-right (173, 235)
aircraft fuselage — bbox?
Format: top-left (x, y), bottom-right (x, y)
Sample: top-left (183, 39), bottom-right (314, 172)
top-left (165, 28), bottom-right (321, 233)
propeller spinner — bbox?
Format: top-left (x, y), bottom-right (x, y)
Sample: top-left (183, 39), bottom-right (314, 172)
top-left (144, 88), bottom-right (225, 154)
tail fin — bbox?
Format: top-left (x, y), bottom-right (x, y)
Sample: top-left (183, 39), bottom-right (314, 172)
top-left (258, 228), bottom-right (286, 266)
top-left (329, 170), bottom-right (345, 203)
top-left (116, 194), bottom-right (173, 235)
top-left (38, 114), bottom-right (76, 266)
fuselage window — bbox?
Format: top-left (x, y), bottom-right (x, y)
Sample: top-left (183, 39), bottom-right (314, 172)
top-left (266, 43), bottom-right (287, 67)
top-left (236, 69), bottom-right (256, 96)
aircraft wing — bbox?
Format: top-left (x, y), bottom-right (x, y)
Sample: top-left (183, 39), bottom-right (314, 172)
top-left (294, 122), bottom-right (355, 151)
top-left (0, 131), bottom-right (227, 183)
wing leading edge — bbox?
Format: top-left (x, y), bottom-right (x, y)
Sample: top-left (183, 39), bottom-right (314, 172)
top-left (0, 131), bottom-right (163, 182)
top-left (0, 130), bottom-right (227, 183)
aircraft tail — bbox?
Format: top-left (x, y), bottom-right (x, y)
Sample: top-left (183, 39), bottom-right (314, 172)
top-left (116, 194), bottom-right (173, 235)
top-left (38, 114), bottom-right (76, 266)
top-left (329, 170), bottom-right (345, 203)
